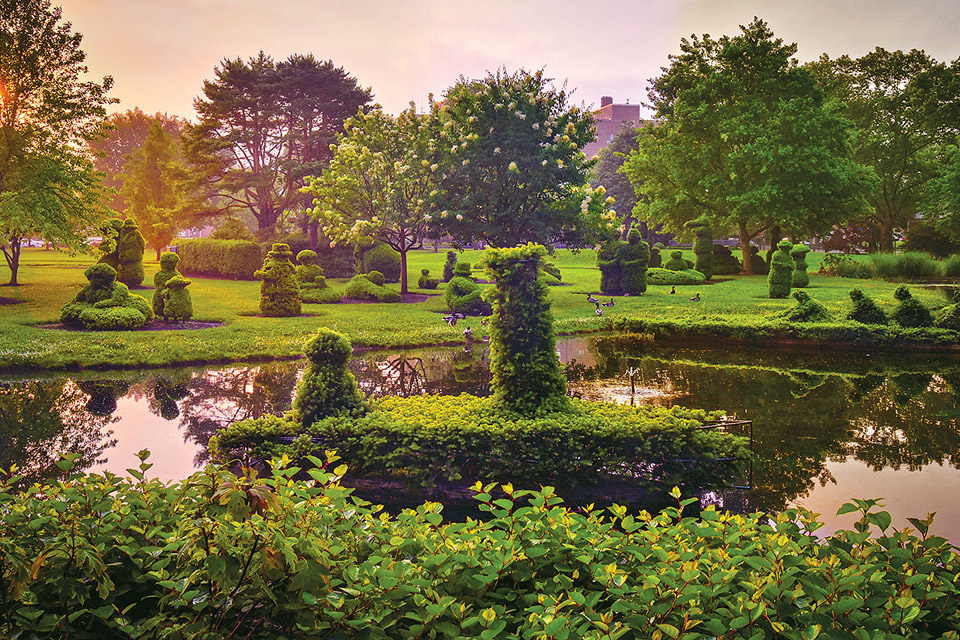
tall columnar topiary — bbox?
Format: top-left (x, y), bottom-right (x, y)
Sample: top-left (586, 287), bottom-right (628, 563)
top-left (442, 250), bottom-right (458, 282)
top-left (117, 218), bottom-right (146, 287)
top-left (791, 244), bottom-right (811, 288)
top-left (663, 250), bottom-right (689, 271)
top-left (847, 288), bottom-right (888, 325)
top-left (891, 285), bottom-right (933, 327)
top-left (620, 228), bottom-right (650, 295)
top-left (482, 243), bottom-right (569, 416)
top-left (685, 218), bottom-right (714, 280)
top-left (162, 275), bottom-right (193, 321)
top-left (596, 240), bottom-right (623, 295)
top-left (293, 329), bottom-right (366, 428)
top-left (255, 243), bottom-right (301, 317)
top-left (768, 240), bottom-right (794, 298)
top-left (152, 252), bottom-right (182, 318)
top-left (60, 263), bottom-right (153, 330)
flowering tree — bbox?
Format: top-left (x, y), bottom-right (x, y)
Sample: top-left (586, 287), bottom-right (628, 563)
top-left (302, 106), bottom-right (436, 294)
top-left (429, 68), bottom-right (603, 248)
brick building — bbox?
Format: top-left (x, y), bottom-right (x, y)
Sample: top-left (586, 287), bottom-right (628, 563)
top-left (582, 96), bottom-right (642, 158)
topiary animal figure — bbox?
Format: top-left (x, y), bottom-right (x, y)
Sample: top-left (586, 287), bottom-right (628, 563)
top-left (117, 218), bottom-right (146, 287)
top-left (847, 288), bottom-right (888, 325)
top-left (152, 252), bottom-right (182, 318)
top-left (96, 218), bottom-right (124, 270)
top-left (891, 285), bottom-right (933, 327)
top-left (663, 250), bottom-right (689, 271)
top-left (781, 290), bottom-right (830, 323)
top-left (344, 273), bottom-right (401, 302)
top-left (255, 243), bottom-right (301, 317)
top-left (768, 240), bottom-right (794, 298)
top-left (418, 268), bottom-right (440, 289)
top-left (162, 275), bottom-right (193, 321)
top-left (685, 218), bottom-right (714, 280)
top-left (711, 244), bottom-right (742, 275)
top-left (596, 240), bottom-right (623, 295)
top-left (442, 250), bottom-right (458, 282)
top-left (620, 227), bottom-right (650, 295)
top-left (791, 244), bottom-right (811, 288)
top-left (445, 276), bottom-right (490, 315)
top-left (60, 263), bottom-right (153, 330)
top-left (293, 329), bottom-right (367, 428)
top-left (935, 304), bottom-right (960, 331)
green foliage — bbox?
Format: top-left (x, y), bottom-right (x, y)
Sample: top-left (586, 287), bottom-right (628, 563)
top-left (442, 250), bottom-right (457, 282)
top-left (96, 218), bottom-right (123, 269)
top-left (620, 228), bottom-right (650, 295)
top-left (781, 290), bottom-right (831, 322)
top-left (935, 303), bottom-right (960, 331)
top-left (662, 250), bottom-right (689, 271)
top-left (685, 218), bottom-right (714, 279)
top-left (541, 260), bottom-right (561, 281)
top-left (162, 275), bottom-right (193, 321)
top-left (362, 242), bottom-right (401, 283)
top-left (116, 218), bottom-right (146, 287)
top-left (294, 249), bottom-right (323, 284)
top-left (596, 241), bottom-right (623, 295)
top-left (444, 275), bottom-right (489, 315)
top-left (292, 329), bottom-right (366, 427)
top-left (344, 273), bottom-right (401, 302)
top-left (943, 255), bottom-right (960, 277)
top-left (418, 268), bottom-right (439, 289)
top-left (590, 124), bottom-right (641, 236)
top-left (177, 238), bottom-right (262, 279)
top-left (452, 260), bottom-right (473, 279)
top-left (870, 251), bottom-right (940, 280)
top-left (892, 285), bottom-right (934, 327)
top-left (366, 269), bottom-right (385, 286)
top-left (712, 244), bottom-right (742, 275)
top-left (848, 288), bottom-right (888, 325)
top-left (60, 263), bottom-right (152, 330)
top-left (646, 267), bottom-right (707, 286)
top-left (254, 243), bottom-right (301, 317)
top-left (483, 244), bottom-right (569, 415)
top-left (649, 245), bottom-right (662, 268)
top-left (904, 220), bottom-right (960, 258)
top-left (748, 245), bottom-right (770, 275)
top-left (210, 216), bottom-right (254, 240)
top-left (790, 244), bottom-right (811, 287)
top-left (820, 253), bottom-right (874, 279)
top-left (151, 251), bottom-right (181, 317)
top-left (768, 239), bottom-right (794, 298)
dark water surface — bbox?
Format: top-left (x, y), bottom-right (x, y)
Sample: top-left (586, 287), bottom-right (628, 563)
top-left (2, 335), bottom-right (958, 542)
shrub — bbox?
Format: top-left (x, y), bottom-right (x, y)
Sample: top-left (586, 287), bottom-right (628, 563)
top-left (596, 240), bottom-right (623, 295)
top-left (95, 217), bottom-right (123, 269)
top-left (60, 263), bottom-right (152, 330)
top-left (646, 267), bottom-right (706, 286)
top-left (935, 303), bottom-right (960, 331)
top-left (362, 242), bottom-right (401, 283)
top-left (78, 305), bottom-right (148, 331)
top-left (903, 219), bottom-right (960, 258)
top-left (177, 238), bottom-right (262, 279)
top-left (254, 243), bottom-right (301, 317)
top-left (685, 218), bottom-right (714, 279)
top-left (620, 227), bottom-right (650, 295)
top-left (539, 271), bottom-right (561, 286)
top-left (541, 260), bottom-right (561, 281)
top-left (116, 218), bottom-right (145, 287)
top-left (453, 261), bottom-right (473, 280)
top-left (292, 329), bottom-right (366, 427)
top-left (366, 270), bottom-right (385, 286)
top-left (944, 254), bottom-right (960, 277)
top-left (152, 252), bottom-right (182, 318)
top-left (441, 250), bottom-right (458, 282)
top-left (780, 290), bottom-right (830, 323)
top-left (820, 253), bottom-right (874, 279)
top-left (444, 275), bottom-right (490, 315)
top-left (790, 244), bottom-right (811, 287)
top-left (418, 268), bottom-right (440, 289)
top-left (871, 252), bottom-right (939, 280)
top-left (301, 282), bottom-right (342, 304)
top-left (711, 244), bottom-right (742, 275)
top-left (648, 245), bottom-right (662, 268)
top-left (848, 288), bottom-right (888, 325)
top-left (295, 249), bottom-right (323, 285)
top-left (892, 284), bottom-right (933, 327)
top-left (162, 275), bottom-right (193, 321)
top-left (344, 274), bottom-right (401, 302)
top-left (747, 244), bottom-right (769, 275)
top-left (210, 216), bottom-right (254, 240)
top-left (662, 250), bottom-right (688, 271)
top-left (768, 239), bottom-right (794, 298)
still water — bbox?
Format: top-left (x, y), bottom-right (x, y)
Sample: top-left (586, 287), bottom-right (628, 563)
top-left (2, 335), bottom-right (958, 542)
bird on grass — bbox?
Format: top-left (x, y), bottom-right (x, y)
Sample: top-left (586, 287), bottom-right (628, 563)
top-left (586, 293), bottom-right (599, 304)
top-left (595, 302), bottom-right (603, 317)
top-left (463, 326), bottom-right (473, 341)
top-left (669, 286), bottom-right (676, 295)
top-left (603, 298), bottom-right (615, 308)
top-left (689, 292), bottom-right (701, 302)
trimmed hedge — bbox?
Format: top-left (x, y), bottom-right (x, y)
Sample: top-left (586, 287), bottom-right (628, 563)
top-left (646, 267), bottom-right (706, 286)
top-left (177, 238), bottom-right (262, 279)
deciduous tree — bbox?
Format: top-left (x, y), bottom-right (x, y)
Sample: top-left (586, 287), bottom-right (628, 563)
top-left (591, 124), bottom-right (640, 239)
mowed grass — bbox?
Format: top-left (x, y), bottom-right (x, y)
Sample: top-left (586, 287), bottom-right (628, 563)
top-left (0, 247), bottom-right (951, 371)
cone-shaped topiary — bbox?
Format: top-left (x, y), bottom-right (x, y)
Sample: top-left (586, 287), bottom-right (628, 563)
top-left (712, 244), bottom-right (742, 275)
top-left (152, 252), bottom-right (182, 318)
top-left (117, 218), bottom-right (146, 287)
top-left (442, 250), bottom-right (458, 282)
top-left (162, 275), bottom-right (193, 321)
top-left (597, 240), bottom-right (623, 295)
top-left (620, 227), bottom-right (650, 295)
top-left (445, 276), bottom-right (490, 315)
top-left (791, 244), bottom-right (811, 288)
top-left (60, 263), bottom-right (153, 330)
top-left (847, 288), bottom-right (888, 325)
top-left (255, 243), bottom-right (301, 317)
top-left (891, 285), bottom-right (933, 327)
top-left (663, 250), bottom-right (689, 271)
top-left (418, 268), bottom-right (440, 289)
top-left (482, 243), bottom-right (569, 416)
top-left (685, 218), bottom-right (714, 280)
top-left (768, 240), bottom-right (794, 298)
top-left (781, 291), bottom-right (831, 322)
top-left (293, 329), bottom-right (367, 428)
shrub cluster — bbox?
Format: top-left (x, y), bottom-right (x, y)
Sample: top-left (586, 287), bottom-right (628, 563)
top-left (935, 303), bottom-right (960, 330)
top-left (344, 273), bottom-right (402, 302)
top-left (819, 254), bottom-right (874, 279)
top-left (60, 264), bottom-right (153, 330)
top-left (768, 239), bottom-right (794, 298)
top-left (662, 250), bottom-right (689, 271)
top-left (444, 275), bottom-right (489, 315)
top-left (871, 252), bottom-right (940, 280)
top-left (177, 238), bottom-right (262, 279)
top-left (255, 243), bottom-right (301, 317)
top-left (596, 229), bottom-right (650, 295)
top-left (418, 268), bottom-right (440, 289)
top-left (452, 261), bottom-right (473, 280)
top-left (361, 242), bottom-right (401, 283)
top-left (748, 245), bottom-right (769, 275)
top-left (646, 267), bottom-right (706, 286)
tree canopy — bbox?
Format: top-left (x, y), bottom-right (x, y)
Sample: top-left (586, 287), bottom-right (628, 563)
top-left (184, 53), bottom-right (372, 236)
top-left (591, 124), bottom-right (641, 240)
top-left (623, 18), bottom-right (874, 273)
top-left (429, 68), bottom-right (605, 248)
top-left (0, 0), bottom-right (114, 285)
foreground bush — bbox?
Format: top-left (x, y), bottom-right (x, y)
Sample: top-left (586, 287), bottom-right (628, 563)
top-left (2, 454), bottom-right (957, 639)
top-left (177, 238), bottom-right (262, 279)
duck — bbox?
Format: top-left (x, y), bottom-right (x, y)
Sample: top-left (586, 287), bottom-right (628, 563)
top-left (669, 286), bottom-right (676, 295)
top-left (602, 298), bottom-right (615, 307)
top-left (689, 292), bottom-right (701, 302)
top-left (586, 293), bottom-right (599, 304)
top-left (442, 314), bottom-right (458, 326)
top-left (463, 326), bottom-right (473, 340)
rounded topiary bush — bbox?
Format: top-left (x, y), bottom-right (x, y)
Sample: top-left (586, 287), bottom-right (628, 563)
top-left (442, 250), bottom-right (458, 282)
top-left (366, 270), bottom-right (385, 286)
top-left (790, 244), bottom-right (811, 288)
top-left (362, 243), bottom-right (400, 283)
top-left (646, 267), bottom-right (706, 286)
top-left (847, 288), bottom-right (888, 325)
top-left (117, 218), bottom-right (146, 287)
top-left (96, 218), bottom-right (123, 270)
top-left (445, 276), bottom-right (490, 315)
top-left (648, 246), bottom-right (662, 269)
top-left (418, 269), bottom-right (440, 290)
top-left (768, 240), bottom-right (794, 298)
top-left (294, 329), bottom-right (366, 428)
top-left (344, 274), bottom-right (401, 302)
top-left (255, 243), bottom-right (301, 317)
top-left (295, 250), bottom-right (323, 285)
top-left (781, 290), bottom-right (830, 323)
top-left (891, 285), bottom-right (933, 327)
top-left (662, 250), bottom-right (689, 271)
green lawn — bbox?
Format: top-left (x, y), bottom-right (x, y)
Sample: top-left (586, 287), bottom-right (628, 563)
top-left (0, 247), bottom-right (952, 371)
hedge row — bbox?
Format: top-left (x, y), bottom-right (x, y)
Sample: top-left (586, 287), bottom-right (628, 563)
top-left (176, 239), bottom-right (262, 279)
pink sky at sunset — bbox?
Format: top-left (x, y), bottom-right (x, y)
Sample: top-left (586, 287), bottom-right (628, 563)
top-left (59, 0), bottom-right (960, 121)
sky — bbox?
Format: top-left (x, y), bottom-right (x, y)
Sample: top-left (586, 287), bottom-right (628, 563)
top-left (59, 0), bottom-right (960, 121)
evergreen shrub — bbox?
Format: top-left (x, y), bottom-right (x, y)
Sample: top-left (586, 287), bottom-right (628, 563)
top-left (366, 270), bottom-right (385, 286)
top-left (442, 250), bottom-right (458, 282)
top-left (177, 239), bottom-right (262, 279)
top-left (295, 250), bottom-right (323, 285)
top-left (768, 239), bottom-right (794, 298)
top-left (254, 243), bottom-right (301, 317)
top-left (662, 250), bottom-right (689, 271)
top-left (116, 218), bottom-right (145, 287)
top-left (60, 264), bottom-right (153, 330)
top-left (871, 252), bottom-right (939, 280)
top-left (935, 304), bottom-right (960, 331)
top-left (344, 274), bottom-right (401, 302)
top-left (151, 252), bottom-right (182, 318)
top-left (295, 251), bottom-right (341, 303)
top-left (453, 261), bottom-right (473, 280)
top-left (790, 244), bottom-right (811, 288)
top-left (780, 291), bottom-right (830, 323)
top-left (620, 228), bottom-right (650, 295)
top-left (711, 244), bottom-right (742, 275)
top-left (444, 276), bottom-right (489, 315)
top-left (847, 288), bottom-right (888, 325)
top-left (418, 269), bottom-right (440, 289)
top-left (685, 218), bottom-right (714, 279)
top-left (162, 276), bottom-right (193, 321)
top-left (293, 329), bottom-right (367, 428)
top-left (892, 285), bottom-right (933, 327)
top-left (362, 243), bottom-right (401, 283)
top-left (646, 267), bottom-right (706, 286)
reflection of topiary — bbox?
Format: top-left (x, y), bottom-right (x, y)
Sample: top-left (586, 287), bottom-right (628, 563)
top-left (596, 240), bottom-right (622, 295)
top-left (442, 250), bottom-right (458, 282)
top-left (294, 329), bottom-right (366, 427)
top-left (711, 244), bottom-right (742, 275)
top-left (935, 304), bottom-right (960, 331)
top-left (117, 218), bottom-right (146, 287)
top-left (483, 243), bottom-right (569, 416)
top-left (60, 263), bottom-right (153, 330)
top-left (781, 290), bottom-right (830, 322)
top-left (445, 276), bottom-right (490, 315)
top-left (847, 288), bottom-right (888, 325)
top-left (685, 218), bottom-right (714, 280)
top-left (790, 244), bottom-right (811, 288)
top-left (620, 228), bottom-right (650, 295)
top-left (768, 240), bottom-right (794, 298)
top-left (152, 252), bottom-right (182, 318)
top-left (254, 243), bottom-right (301, 317)
top-left (663, 250), bottom-right (688, 271)
top-left (362, 243), bottom-right (400, 283)
top-left (418, 268), bottom-right (440, 289)
top-left (344, 273), bottom-right (401, 302)
top-left (163, 275), bottom-right (193, 321)
top-left (891, 285), bottom-right (932, 327)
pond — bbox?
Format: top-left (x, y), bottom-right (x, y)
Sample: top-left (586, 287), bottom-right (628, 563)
top-left (2, 335), bottom-right (959, 542)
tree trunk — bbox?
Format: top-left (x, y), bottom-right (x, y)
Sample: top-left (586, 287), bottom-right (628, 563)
top-left (877, 219), bottom-right (895, 252)
top-left (308, 221), bottom-right (318, 251)
top-left (399, 250), bottom-right (408, 295)
top-left (2, 240), bottom-right (21, 286)
top-left (739, 221), bottom-right (754, 276)
top-left (156, 247), bottom-right (163, 261)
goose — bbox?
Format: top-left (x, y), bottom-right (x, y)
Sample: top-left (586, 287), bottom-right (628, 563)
top-left (595, 302), bottom-right (603, 317)
top-left (442, 314), bottom-right (458, 326)
top-left (602, 298), bottom-right (615, 307)
top-left (586, 293), bottom-right (599, 304)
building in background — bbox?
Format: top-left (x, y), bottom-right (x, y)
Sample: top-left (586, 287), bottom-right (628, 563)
top-left (583, 96), bottom-right (642, 158)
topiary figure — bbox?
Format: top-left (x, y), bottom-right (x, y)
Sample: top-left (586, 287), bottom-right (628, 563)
top-left (934, 304), bottom-right (960, 331)
top-left (295, 250), bottom-right (323, 285)
top-left (362, 242), bottom-right (401, 283)
top-left (254, 243), bottom-right (301, 317)
top-left (442, 250), bottom-right (458, 282)
top-left (685, 218), bottom-right (714, 280)
top-left (748, 245), bottom-right (769, 275)
top-left (847, 288), bottom-right (888, 325)
top-left (712, 244), bottom-right (742, 275)
top-left (162, 275), bottom-right (193, 321)
top-left (117, 218), bottom-right (146, 287)
top-left (293, 329), bottom-right (367, 428)
top-left (768, 240), bottom-right (794, 298)
top-left (596, 240), bottom-right (623, 295)
top-left (648, 245), bottom-right (662, 269)
top-left (445, 275), bottom-right (490, 315)
top-left (663, 250), bottom-right (689, 271)
top-left (453, 261), bottom-right (473, 280)
top-left (620, 227), bottom-right (650, 295)
top-left (482, 243), bottom-right (569, 416)
top-left (60, 263), bottom-right (153, 330)
top-left (344, 273), bottom-right (401, 302)
top-left (96, 218), bottom-right (123, 270)
top-left (418, 268), bottom-right (440, 289)
top-left (791, 244), bottom-right (811, 288)
top-left (891, 285), bottom-right (933, 327)
top-left (646, 267), bottom-right (707, 286)
top-left (781, 291), bottom-right (831, 323)
top-left (152, 252), bottom-right (182, 318)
